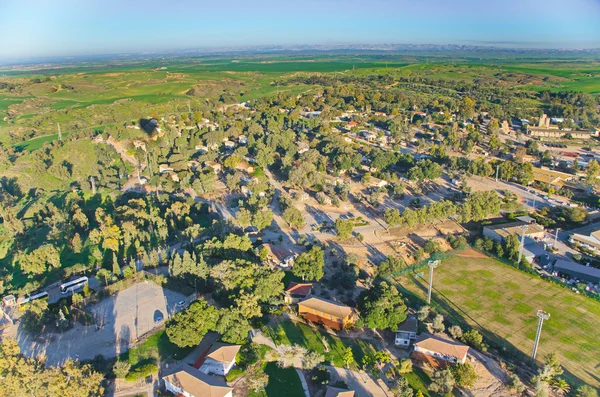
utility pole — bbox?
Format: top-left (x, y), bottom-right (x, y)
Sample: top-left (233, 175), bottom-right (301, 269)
top-left (187, 101), bottom-right (191, 114)
top-left (427, 260), bottom-right (440, 305)
top-left (554, 228), bottom-right (559, 249)
top-left (517, 225), bottom-right (528, 265)
top-left (57, 123), bottom-right (62, 141)
top-left (89, 176), bottom-right (96, 195)
top-left (531, 310), bottom-right (550, 364)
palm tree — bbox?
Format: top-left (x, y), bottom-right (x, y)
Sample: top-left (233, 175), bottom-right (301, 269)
top-left (552, 379), bottom-right (571, 395)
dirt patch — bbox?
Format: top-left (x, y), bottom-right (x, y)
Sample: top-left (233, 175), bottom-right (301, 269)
top-left (458, 248), bottom-right (488, 258)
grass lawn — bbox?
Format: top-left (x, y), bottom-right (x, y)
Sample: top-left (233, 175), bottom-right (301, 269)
top-left (121, 329), bottom-right (193, 369)
top-left (400, 251), bottom-right (600, 387)
top-left (268, 320), bottom-right (377, 369)
top-left (262, 362), bottom-right (305, 397)
top-left (404, 367), bottom-right (432, 397)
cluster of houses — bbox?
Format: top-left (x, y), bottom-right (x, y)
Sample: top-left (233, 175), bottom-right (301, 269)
top-left (289, 287), bottom-right (471, 369)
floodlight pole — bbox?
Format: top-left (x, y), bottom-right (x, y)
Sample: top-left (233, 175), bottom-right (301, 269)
top-left (517, 225), bottom-right (528, 265)
top-left (531, 310), bottom-right (550, 364)
top-left (427, 260), bottom-right (440, 305)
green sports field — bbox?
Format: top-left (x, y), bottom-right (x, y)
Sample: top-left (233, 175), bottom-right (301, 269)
top-left (401, 251), bottom-right (600, 387)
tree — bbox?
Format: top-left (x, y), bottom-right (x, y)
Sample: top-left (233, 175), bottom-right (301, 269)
top-left (70, 233), bottom-right (83, 253)
top-left (302, 351), bottom-right (324, 370)
top-left (292, 246), bottom-right (325, 281)
top-left (392, 376), bottom-right (414, 397)
top-left (384, 208), bottom-right (402, 226)
top-left (282, 207), bottom-right (305, 229)
top-left (96, 269), bottom-right (111, 286)
top-left (448, 325), bottom-right (463, 339)
top-left (265, 344), bottom-right (307, 368)
top-left (461, 329), bottom-right (486, 351)
top-left (113, 361), bottom-right (131, 379)
top-left (358, 281), bottom-right (407, 331)
top-left (342, 347), bottom-right (355, 368)
top-left (377, 256), bottom-right (406, 277)
top-left (576, 385), bottom-right (598, 397)
top-left (417, 306), bottom-right (430, 321)
top-left (247, 371), bottom-right (269, 393)
top-left (335, 218), bottom-right (354, 240)
top-left (432, 314), bottom-right (445, 333)
top-left (166, 299), bottom-right (219, 347)
top-left (428, 369), bottom-right (456, 394)
top-left (450, 363), bottom-right (478, 388)
top-left (112, 253), bottom-right (121, 277)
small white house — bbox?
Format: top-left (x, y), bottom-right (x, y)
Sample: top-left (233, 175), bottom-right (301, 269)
top-left (199, 343), bottom-right (241, 376)
top-left (395, 315), bottom-right (418, 347)
top-left (163, 367), bottom-right (232, 397)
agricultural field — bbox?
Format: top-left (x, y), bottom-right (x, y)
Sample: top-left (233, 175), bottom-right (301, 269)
top-left (401, 250), bottom-right (600, 387)
top-left (1, 55), bottom-right (599, 148)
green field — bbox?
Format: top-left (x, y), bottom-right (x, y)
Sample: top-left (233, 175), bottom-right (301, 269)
top-left (401, 251), bottom-right (600, 387)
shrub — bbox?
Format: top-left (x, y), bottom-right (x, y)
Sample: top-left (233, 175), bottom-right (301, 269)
top-left (125, 363), bottom-right (158, 381)
top-left (225, 367), bottom-right (246, 382)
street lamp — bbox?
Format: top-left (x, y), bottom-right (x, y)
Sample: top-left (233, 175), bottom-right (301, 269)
top-left (427, 260), bottom-right (440, 305)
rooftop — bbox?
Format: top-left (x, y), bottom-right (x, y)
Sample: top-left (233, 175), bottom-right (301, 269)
top-left (396, 315), bottom-right (418, 333)
top-left (484, 221), bottom-right (544, 239)
top-left (285, 282), bottom-right (313, 297)
top-left (299, 297), bottom-right (354, 319)
top-left (554, 259), bottom-right (600, 279)
top-left (205, 343), bottom-right (241, 364)
top-left (163, 367), bottom-right (232, 397)
top-left (414, 333), bottom-right (470, 361)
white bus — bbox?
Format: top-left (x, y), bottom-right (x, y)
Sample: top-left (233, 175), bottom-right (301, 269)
top-left (60, 277), bottom-right (88, 295)
top-left (18, 291), bottom-right (49, 306)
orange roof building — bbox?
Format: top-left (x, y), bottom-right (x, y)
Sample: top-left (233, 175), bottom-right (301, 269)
top-left (412, 333), bottom-right (469, 364)
top-left (298, 297), bottom-right (356, 331)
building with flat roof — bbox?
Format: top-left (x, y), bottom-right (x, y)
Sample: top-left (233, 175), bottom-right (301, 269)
top-left (569, 230), bottom-right (600, 252)
top-left (553, 259), bottom-right (600, 284)
top-left (483, 221), bottom-right (545, 243)
top-left (531, 167), bottom-right (574, 188)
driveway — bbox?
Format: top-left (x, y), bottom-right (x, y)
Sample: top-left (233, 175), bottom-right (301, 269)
top-left (326, 365), bottom-right (392, 397)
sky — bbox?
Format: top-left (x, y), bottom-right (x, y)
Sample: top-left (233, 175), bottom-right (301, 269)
top-left (0, 0), bottom-right (599, 59)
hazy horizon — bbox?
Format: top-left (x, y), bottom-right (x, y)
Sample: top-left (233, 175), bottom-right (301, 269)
top-left (1, 0), bottom-right (599, 60)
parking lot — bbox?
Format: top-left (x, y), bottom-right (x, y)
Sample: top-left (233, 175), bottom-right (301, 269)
top-left (9, 282), bottom-right (189, 366)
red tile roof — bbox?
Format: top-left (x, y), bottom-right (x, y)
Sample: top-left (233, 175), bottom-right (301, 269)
top-left (285, 282), bottom-right (313, 296)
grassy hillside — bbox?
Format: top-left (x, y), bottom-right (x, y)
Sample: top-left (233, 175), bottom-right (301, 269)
top-left (401, 250), bottom-right (600, 387)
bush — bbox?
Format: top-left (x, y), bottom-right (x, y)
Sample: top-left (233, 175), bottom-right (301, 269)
top-left (424, 240), bottom-right (442, 254)
top-left (225, 367), bottom-right (246, 382)
top-left (125, 363), bottom-right (158, 381)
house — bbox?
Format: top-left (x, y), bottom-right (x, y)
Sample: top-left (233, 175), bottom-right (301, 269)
top-left (412, 333), bottom-right (469, 365)
top-left (257, 243), bottom-right (293, 267)
top-left (325, 386), bottom-right (355, 397)
top-left (360, 131), bottom-right (377, 141)
top-left (204, 161), bottom-right (223, 174)
top-left (187, 160), bottom-right (201, 171)
top-left (195, 145), bottom-right (209, 154)
top-left (395, 315), bottom-right (418, 347)
top-left (223, 140), bottom-right (236, 149)
top-left (289, 189), bottom-right (309, 201)
top-left (238, 135), bottom-right (248, 145)
top-left (347, 121), bottom-right (358, 129)
top-left (199, 343), bottom-right (242, 376)
top-left (526, 126), bottom-right (598, 139)
top-left (284, 282), bottom-right (312, 304)
top-left (2, 295), bottom-right (16, 307)
top-left (483, 221), bottom-right (545, 243)
top-left (298, 297), bottom-right (357, 331)
top-left (501, 120), bottom-right (511, 134)
top-left (570, 229), bottom-right (600, 252)
top-left (132, 140), bottom-right (146, 151)
top-left (296, 141), bottom-right (310, 154)
top-left (158, 164), bottom-right (173, 173)
top-left (235, 161), bottom-right (255, 174)
top-left (368, 177), bottom-right (388, 189)
top-left (163, 367), bottom-right (233, 397)
top-left (553, 259), bottom-right (600, 284)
